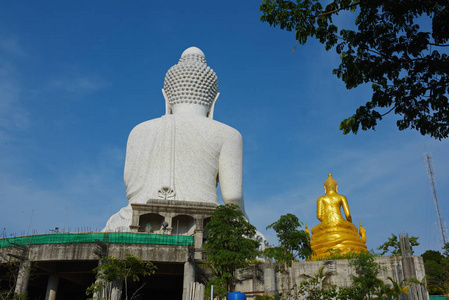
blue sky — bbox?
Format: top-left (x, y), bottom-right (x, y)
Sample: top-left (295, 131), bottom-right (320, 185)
top-left (1, 0), bottom-right (448, 256)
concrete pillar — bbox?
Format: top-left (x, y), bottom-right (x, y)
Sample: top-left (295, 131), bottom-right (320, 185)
top-left (164, 215), bottom-right (173, 234)
top-left (110, 279), bottom-right (123, 300)
top-left (402, 257), bottom-right (429, 300)
top-left (92, 279), bottom-right (104, 300)
top-left (130, 204), bottom-right (140, 232)
top-left (194, 230), bottom-right (204, 260)
top-left (183, 262), bottom-right (195, 300)
top-left (45, 273), bottom-right (59, 300)
top-left (402, 256), bottom-right (417, 279)
top-left (92, 279), bottom-right (122, 300)
top-left (263, 267), bottom-right (277, 295)
top-left (14, 260), bottom-right (31, 298)
top-left (93, 259), bottom-right (107, 300)
top-left (194, 218), bottom-right (204, 260)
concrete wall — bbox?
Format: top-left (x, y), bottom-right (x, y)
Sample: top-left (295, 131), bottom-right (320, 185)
top-left (235, 256), bottom-right (428, 299)
top-left (285, 256), bottom-right (426, 288)
top-left (0, 243), bottom-right (191, 300)
top-left (0, 243), bottom-right (190, 263)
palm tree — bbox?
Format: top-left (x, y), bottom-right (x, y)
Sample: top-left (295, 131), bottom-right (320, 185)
top-left (301, 265), bottom-right (336, 290)
top-left (386, 276), bottom-right (409, 300)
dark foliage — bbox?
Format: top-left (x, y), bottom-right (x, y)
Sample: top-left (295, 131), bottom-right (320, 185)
top-left (260, 0), bottom-right (449, 139)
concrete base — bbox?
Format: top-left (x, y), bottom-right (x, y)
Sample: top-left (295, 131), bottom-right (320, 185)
top-left (1, 241), bottom-right (430, 300)
top-left (235, 256), bottom-right (429, 300)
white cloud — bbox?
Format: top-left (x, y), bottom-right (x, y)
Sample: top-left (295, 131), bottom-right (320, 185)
top-left (0, 145), bottom-right (126, 236)
top-left (0, 63), bottom-right (29, 136)
top-left (48, 74), bottom-right (110, 95)
top-left (0, 37), bottom-right (25, 57)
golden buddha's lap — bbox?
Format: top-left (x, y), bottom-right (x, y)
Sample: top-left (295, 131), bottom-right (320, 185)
top-left (311, 223), bottom-right (367, 257)
top-left (312, 221), bottom-right (357, 234)
top-left (312, 235), bottom-right (365, 248)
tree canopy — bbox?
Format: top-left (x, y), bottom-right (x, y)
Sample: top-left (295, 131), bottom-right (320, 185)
top-left (265, 213), bottom-right (312, 264)
top-left (421, 244), bottom-right (449, 295)
top-left (349, 252), bottom-right (388, 300)
top-left (260, 0), bottom-right (449, 139)
top-left (377, 233), bottom-right (419, 256)
top-left (203, 204), bottom-right (260, 295)
top-left (86, 254), bottom-right (156, 300)
top-left (0, 255), bottom-right (21, 300)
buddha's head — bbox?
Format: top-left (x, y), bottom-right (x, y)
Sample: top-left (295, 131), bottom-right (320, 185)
top-left (324, 173), bottom-right (338, 194)
top-left (163, 47), bottom-right (218, 113)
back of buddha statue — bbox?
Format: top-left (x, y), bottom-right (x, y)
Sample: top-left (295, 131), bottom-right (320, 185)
top-left (102, 47), bottom-right (245, 232)
top-left (124, 113), bottom-right (243, 204)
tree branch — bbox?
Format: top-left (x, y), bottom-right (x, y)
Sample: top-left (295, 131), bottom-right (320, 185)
top-left (429, 43), bottom-right (449, 47)
top-left (316, 2), bottom-right (361, 17)
top-left (366, 48), bottom-right (388, 58)
top-left (381, 105), bottom-right (397, 117)
top-left (130, 282), bottom-right (147, 300)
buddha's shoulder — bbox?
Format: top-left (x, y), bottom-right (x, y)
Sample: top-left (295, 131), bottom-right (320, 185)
top-left (128, 118), bottom-right (165, 137)
top-left (202, 120), bottom-right (242, 143)
top-left (128, 116), bottom-right (242, 139)
top-left (175, 115), bottom-right (242, 138)
top-left (206, 119), bottom-right (241, 136)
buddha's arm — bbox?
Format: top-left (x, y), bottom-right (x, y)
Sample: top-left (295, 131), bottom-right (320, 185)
top-left (123, 125), bottom-right (144, 200)
top-left (316, 197), bottom-right (323, 222)
top-left (341, 196), bottom-right (352, 222)
top-left (218, 130), bottom-right (245, 215)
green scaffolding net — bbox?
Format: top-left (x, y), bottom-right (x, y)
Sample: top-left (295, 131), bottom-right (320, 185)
top-left (0, 232), bottom-right (194, 248)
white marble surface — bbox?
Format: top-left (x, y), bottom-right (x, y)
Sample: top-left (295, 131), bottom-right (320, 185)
top-left (103, 47), bottom-right (245, 231)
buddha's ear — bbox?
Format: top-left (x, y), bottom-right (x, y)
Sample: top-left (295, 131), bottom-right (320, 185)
top-left (162, 88), bottom-right (172, 115)
top-left (208, 92), bottom-right (220, 119)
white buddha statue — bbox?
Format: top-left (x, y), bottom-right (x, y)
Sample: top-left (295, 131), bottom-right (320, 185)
top-left (103, 47), bottom-right (245, 231)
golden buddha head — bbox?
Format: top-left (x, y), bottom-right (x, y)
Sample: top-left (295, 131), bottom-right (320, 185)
top-left (324, 173), bottom-right (338, 193)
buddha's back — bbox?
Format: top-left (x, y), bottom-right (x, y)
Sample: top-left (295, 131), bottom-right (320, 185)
top-left (124, 114), bottom-right (242, 204)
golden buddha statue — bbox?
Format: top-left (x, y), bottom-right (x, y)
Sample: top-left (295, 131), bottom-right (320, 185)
top-left (310, 174), bottom-right (368, 259)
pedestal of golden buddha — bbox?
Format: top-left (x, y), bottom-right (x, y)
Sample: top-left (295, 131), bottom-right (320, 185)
top-left (310, 174), bottom-right (367, 259)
